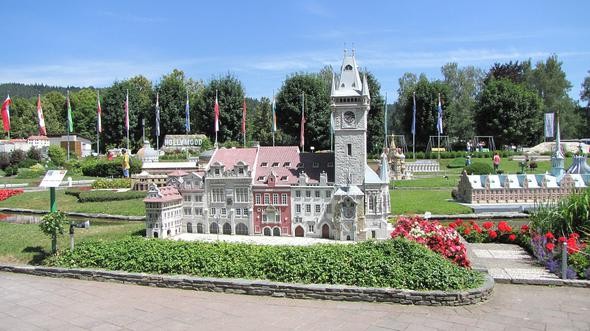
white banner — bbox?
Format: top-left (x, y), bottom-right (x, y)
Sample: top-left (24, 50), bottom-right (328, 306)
top-left (544, 113), bottom-right (554, 138)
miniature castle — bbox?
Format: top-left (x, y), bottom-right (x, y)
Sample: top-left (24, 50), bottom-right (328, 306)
top-left (456, 120), bottom-right (590, 204)
top-left (144, 51), bottom-right (390, 240)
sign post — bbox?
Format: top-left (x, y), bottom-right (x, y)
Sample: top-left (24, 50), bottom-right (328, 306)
top-left (39, 170), bottom-right (68, 212)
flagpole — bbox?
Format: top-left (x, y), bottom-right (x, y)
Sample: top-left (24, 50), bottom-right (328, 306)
top-left (301, 92), bottom-right (305, 152)
top-left (125, 90), bottom-right (131, 153)
top-left (437, 93), bottom-right (441, 161)
top-left (384, 92), bottom-right (388, 149)
top-left (215, 90), bottom-right (218, 148)
top-left (412, 92), bottom-right (416, 160)
top-left (272, 91), bottom-right (275, 147)
top-left (67, 90), bottom-right (70, 161)
top-left (96, 91), bottom-right (100, 155)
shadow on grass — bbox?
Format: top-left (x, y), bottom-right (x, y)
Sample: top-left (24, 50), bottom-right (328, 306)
top-left (131, 229), bottom-right (146, 237)
top-left (22, 246), bottom-right (50, 265)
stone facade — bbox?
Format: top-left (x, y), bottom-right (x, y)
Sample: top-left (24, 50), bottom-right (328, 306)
top-left (144, 51), bottom-right (390, 241)
top-left (144, 184), bottom-right (183, 238)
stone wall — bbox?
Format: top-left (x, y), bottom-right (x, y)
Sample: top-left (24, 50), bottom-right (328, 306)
top-left (0, 265), bottom-right (494, 306)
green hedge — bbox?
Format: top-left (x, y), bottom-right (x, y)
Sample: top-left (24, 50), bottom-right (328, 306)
top-left (92, 178), bottom-right (132, 189)
top-left (77, 190), bottom-right (145, 203)
top-left (81, 156), bottom-right (142, 177)
top-left (49, 238), bottom-right (483, 291)
top-left (464, 162), bottom-right (494, 175)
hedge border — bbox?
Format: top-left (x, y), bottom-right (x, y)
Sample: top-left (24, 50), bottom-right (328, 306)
top-left (0, 264), bottom-right (494, 306)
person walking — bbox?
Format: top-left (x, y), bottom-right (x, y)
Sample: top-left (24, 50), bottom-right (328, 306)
top-left (493, 152), bottom-right (501, 173)
top-left (121, 149), bottom-right (130, 178)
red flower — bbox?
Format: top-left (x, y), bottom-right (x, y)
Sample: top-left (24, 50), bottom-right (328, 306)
top-left (463, 227), bottom-right (471, 235)
top-left (488, 230), bottom-right (498, 239)
top-left (482, 221), bottom-right (494, 230)
top-left (449, 223), bottom-right (457, 228)
top-left (545, 232), bottom-right (555, 240)
top-left (508, 234), bottom-right (516, 242)
top-left (558, 236), bottom-right (567, 243)
top-left (497, 221), bottom-right (512, 233)
top-left (569, 233), bottom-right (580, 239)
top-left (546, 242), bottom-right (555, 251)
top-left (472, 223), bottom-right (482, 233)
top-left (520, 224), bottom-right (529, 233)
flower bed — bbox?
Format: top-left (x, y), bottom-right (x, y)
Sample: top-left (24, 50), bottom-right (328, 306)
top-left (391, 216), bottom-right (471, 268)
top-left (448, 219), bottom-right (527, 245)
top-left (0, 189), bottom-right (24, 201)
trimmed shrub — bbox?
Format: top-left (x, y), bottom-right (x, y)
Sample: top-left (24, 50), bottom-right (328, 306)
top-left (464, 162), bottom-right (493, 175)
top-left (77, 190), bottom-right (145, 203)
top-left (81, 156), bottom-right (142, 177)
top-left (48, 145), bottom-right (66, 167)
top-left (49, 238), bottom-right (483, 291)
top-left (92, 178), bottom-right (132, 189)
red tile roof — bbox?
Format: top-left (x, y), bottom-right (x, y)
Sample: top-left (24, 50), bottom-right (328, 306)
top-left (254, 146), bottom-right (301, 185)
top-left (27, 135), bottom-right (49, 140)
top-left (209, 147), bottom-right (258, 169)
top-left (144, 185), bottom-right (182, 203)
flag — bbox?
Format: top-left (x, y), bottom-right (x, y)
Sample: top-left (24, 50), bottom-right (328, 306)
top-left (384, 92), bottom-right (388, 148)
top-left (242, 98), bottom-right (247, 135)
top-left (36, 94), bottom-right (46, 136)
top-left (436, 93), bottom-right (443, 135)
top-left (97, 91), bottom-right (102, 133)
top-left (124, 90), bottom-right (129, 131)
top-left (544, 113), bottom-right (554, 138)
top-left (155, 92), bottom-right (160, 137)
top-left (185, 92), bottom-right (190, 133)
top-left (271, 96), bottom-right (277, 132)
top-left (330, 111), bottom-right (334, 134)
top-left (67, 91), bottom-right (73, 133)
top-left (1, 95), bottom-right (11, 132)
top-left (411, 92), bottom-right (416, 135)
top-left (214, 92), bottom-right (219, 132)
top-left (300, 93), bottom-right (305, 149)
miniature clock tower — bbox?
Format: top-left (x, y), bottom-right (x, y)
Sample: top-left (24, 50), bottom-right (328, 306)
top-left (331, 50), bottom-right (371, 187)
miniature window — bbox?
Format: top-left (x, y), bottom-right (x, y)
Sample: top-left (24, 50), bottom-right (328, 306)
top-left (327, 162), bottom-right (334, 167)
top-left (261, 162), bottom-right (268, 167)
top-left (315, 205), bottom-right (320, 213)
top-left (258, 176), bottom-right (265, 181)
top-left (272, 162), bottom-right (279, 167)
top-left (255, 194), bottom-right (261, 204)
top-left (312, 162), bottom-right (319, 168)
top-left (280, 176), bottom-right (288, 181)
top-left (283, 162), bottom-right (290, 167)
top-left (345, 64), bottom-right (353, 70)
top-left (305, 190), bottom-right (311, 198)
top-left (281, 194), bottom-right (287, 204)
top-left (295, 190), bottom-right (301, 198)
top-left (347, 144), bottom-right (352, 156)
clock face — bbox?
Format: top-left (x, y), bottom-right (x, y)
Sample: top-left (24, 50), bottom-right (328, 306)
top-left (344, 111), bottom-right (355, 124)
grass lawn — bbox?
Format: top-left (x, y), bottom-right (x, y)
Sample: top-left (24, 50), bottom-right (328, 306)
top-left (391, 189), bottom-right (471, 215)
top-left (0, 190), bottom-right (145, 216)
top-left (0, 220), bottom-right (144, 264)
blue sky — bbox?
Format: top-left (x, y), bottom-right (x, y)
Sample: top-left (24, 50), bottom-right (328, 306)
top-left (2, 0), bottom-right (589, 101)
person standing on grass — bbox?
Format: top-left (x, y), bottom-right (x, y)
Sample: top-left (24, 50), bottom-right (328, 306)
top-left (493, 152), bottom-right (501, 173)
top-left (121, 149), bottom-right (130, 178)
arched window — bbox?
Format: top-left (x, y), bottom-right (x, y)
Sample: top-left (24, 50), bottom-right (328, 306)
top-left (263, 227), bottom-right (271, 236)
top-left (235, 223), bottom-right (248, 235)
top-left (187, 223), bottom-right (193, 233)
top-left (295, 226), bottom-right (304, 237)
top-left (210, 222), bottom-right (219, 234)
top-left (344, 64), bottom-right (353, 70)
top-left (197, 223), bottom-right (204, 234)
top-left (273, 227), bottom-right (281, 236)
top-left (223, 223), bottom-right (232, 235)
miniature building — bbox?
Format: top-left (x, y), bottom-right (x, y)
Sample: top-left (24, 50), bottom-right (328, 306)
top-left (27, 135), bottom-right (50, 148)
top-left (132, 171), bottom-right (168, 191)
top-left (456, 120), bottom-right (590, 204)
top-left (143, 50), bottom-right (390, 241)
top-left (144, 184), bottom-right (183, 238)
top-left (48, 135), bottom-right (92, 157)
top-left (387, 135), bottom-right (410, 180)
top-left (136, 141), bottom-right (160, 163)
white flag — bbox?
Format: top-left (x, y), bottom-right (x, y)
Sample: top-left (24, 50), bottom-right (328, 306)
top-left (544, 113), bottom-right (554, 138)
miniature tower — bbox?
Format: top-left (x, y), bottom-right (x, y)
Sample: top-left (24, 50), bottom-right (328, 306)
top-left (551, 118), bottom-right (565, 179)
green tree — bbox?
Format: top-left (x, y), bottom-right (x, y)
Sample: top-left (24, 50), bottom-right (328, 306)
top-left (250, 97), bottom-right (279, 145)
top-left (6, 97), bottom-right (37, 138)
top-left (48, 145), bottom-right (66, 166)
top-left (484, 60), bottom-right (531, 85)
top-left (71, 89), bottom-right (100, 144)
top-left (276, 73), bottom-right (330, 150)
top-left (441, 63), bottom-right (484, 143)
top-left (400, 76), bottom-right (449, 148)
top-left (42, 91), bottom-right (67, 135)
top-left (101, 76), bottom-right (153, 151)
top-left (198, 74), bottom-right (245, 144)
top-left (392, 72), bottom-right (420, 135)
top-left (475, 79), bottom-right (543, 147)
top-left (154, 69), bottom-right (191, 144)
top-left (363, 71), bottom-right (385, 156)
top-left (39, 211), bottom-right (67, 254)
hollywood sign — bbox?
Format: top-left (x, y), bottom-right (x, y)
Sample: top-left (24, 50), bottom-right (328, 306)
top-left (163, 135), bottom-right (206, 148)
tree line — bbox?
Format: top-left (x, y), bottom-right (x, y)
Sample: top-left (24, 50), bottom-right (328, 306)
top-left (2, 55), bottom-right (589, 155)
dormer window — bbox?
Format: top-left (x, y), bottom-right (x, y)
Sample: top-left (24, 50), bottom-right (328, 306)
top-left (261, 162), bottom-right (268, 167)
top-left (258, 176), bottom-right (265, 181)
top-left (283, 162), bottom-right (290, 167)
top-left (344, 64), bottom-right (353, 70)
top-left (272, 162), bottom-right (279, 167)
top-left (312, 162), bottom-right (319, 168)
top-left (238, 167), bottom-right (244, 175)
top-left (214, 168), bottom-right (220, 175)
top-left (280, 176), bottom-right (288, 181)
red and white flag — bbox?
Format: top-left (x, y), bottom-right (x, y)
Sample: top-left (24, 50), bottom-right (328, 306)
top-left (37, 94), bottom-right (47, 136)
top-left (97, 91), bottom-right (102, 133)
top-left (1, 95), bottom-right (11, 132)
top-left (214, 92), bottom-right (219, 132)
top-left (300, 93), bottom-right (305, 149)
top-left (124, 90), bottom-right (129, 131)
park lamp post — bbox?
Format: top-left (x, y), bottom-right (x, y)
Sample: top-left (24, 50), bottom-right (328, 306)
top-left (69, 220), bottom-right (90, 251)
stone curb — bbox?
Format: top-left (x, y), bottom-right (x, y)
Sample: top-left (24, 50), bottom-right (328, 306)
top-left (0, 264), bottom-right (494, 306)
top-left (0, 208), bottom-right (145, 221)
top-left (493, 277), bottom-right (590, 287)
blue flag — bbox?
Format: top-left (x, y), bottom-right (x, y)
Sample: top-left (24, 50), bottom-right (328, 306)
top-left (411, 92), bottom-right (416, 135)
top-left (436, 94), bottom-right (443, 135)
top-left (185, 92), bottom-right (190, 133)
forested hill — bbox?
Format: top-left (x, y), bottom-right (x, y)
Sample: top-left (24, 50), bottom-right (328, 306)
top-left (0, 83), bottom-right (85, 98)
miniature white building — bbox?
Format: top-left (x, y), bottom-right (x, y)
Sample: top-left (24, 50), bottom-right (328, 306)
top-left (144, 184), bottom-right (183, 238)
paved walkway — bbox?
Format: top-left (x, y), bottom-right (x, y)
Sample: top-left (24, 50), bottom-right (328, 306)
top-left (1, 272), bottom-right (590, 330)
